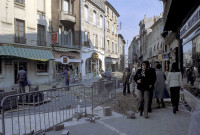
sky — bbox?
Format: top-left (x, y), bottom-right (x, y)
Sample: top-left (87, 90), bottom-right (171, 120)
top-left (108, 0), bottom-right (163, 54)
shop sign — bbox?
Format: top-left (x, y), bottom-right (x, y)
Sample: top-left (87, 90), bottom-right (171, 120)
top-left (51, 33), bottom-right (58, 44)
top-left (158, 54), bottom-right (162, 62)
top-left (92, 53), bottom-right (98, 59)
top-left (180, 6), bottom-right (200, 39)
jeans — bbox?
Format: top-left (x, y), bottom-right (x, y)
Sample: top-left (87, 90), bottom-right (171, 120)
top-left (138, 90), bottom-right (149, 117)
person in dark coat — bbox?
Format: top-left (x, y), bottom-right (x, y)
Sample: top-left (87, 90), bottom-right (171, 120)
top-left (146, 63), bottom-right (156, 113)
top-left (17, 65), bottom-right (27, 93)
top-left (122, 68), bottom-right (131, 95)
top-left (134, 61), bottom-right (154, 118)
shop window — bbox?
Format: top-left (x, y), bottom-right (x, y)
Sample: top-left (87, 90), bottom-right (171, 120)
top-left (37, 61), bottom-right (48, 73)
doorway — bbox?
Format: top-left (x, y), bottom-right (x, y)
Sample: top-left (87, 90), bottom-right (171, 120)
top-left (14, 61), bottom-right (27, 84)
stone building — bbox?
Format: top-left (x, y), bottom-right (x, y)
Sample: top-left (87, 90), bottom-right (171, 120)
top-left (118, 34), bottom-right (126, 71)
top-left (51, 0), bottom-right (82, 80)
top-left (0, 0), bottom-right (54, 88)
top-left (104, 1), bottom-right (120, 72)
top-left (81, 0), bottom-right (106, 79)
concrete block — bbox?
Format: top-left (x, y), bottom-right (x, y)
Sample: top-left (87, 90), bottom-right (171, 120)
top-left (61, 130), bottom-right (69, 135)
top-left (54, 124), bottom-right (65, 131)
top-left (127, 111), bottom-right (135, 119)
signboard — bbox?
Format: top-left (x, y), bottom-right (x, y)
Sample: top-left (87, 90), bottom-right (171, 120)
top-left (51, 33), bottom-right (58, 44)
top-left (92, 53), bottom-right (98, 59)
top-left (158, 54), bottom-right (162, 62)
top-left (180, 6), bottom-right (200, 39)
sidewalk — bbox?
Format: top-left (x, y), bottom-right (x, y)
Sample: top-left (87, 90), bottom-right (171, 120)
top-left (46, 104), bottom-right (191, 135)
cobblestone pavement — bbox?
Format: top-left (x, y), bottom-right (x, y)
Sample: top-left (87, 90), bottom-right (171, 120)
top-left (46, 104), bottom-right (191, 135)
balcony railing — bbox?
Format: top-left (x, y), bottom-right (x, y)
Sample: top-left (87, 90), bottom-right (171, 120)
top-left (60, 10), bottom-right (76, 24)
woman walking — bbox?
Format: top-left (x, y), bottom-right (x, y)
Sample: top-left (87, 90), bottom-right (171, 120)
top-left (60, 66), bottom-right (69, 90)
top-left (154, 63), bottom-right (170, 109)
top-left (166, 62), bottom-right (183, 114)
top-left (134, 61), bottom-right (153, 118)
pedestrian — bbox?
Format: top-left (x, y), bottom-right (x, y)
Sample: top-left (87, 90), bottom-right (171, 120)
top-left (154, 63), bottom-right (170, 109)
top-left (122, 68), bottom-right (131, 95)
top-left (17, 65), bottom-right (27, 93)
top-left (100, 69), bottom-right (112, 80)
top-left (60, 66), bottom-right (69, 89)
top-left (166, 62), bottom-right (184, 114)
top-left (129, 63), bottom-right (138, 96)
top-left (134, 61), bottom-right (153, 118)
top-left (147, 63), bottom-right (156, 113)
top-left (188, 66), bottom-right (196, 86)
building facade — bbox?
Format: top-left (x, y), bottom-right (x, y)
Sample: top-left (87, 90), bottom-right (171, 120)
top-left (104, 1), bottom-right (120, 72)
top-left (118, 34), bottom-right (126, 71)
top-left (0, 0), bottom-right (54, 88)
top-left (80, 0), bottom-right (106, 79)
top-left (51, 0), bottom-right (82, 81)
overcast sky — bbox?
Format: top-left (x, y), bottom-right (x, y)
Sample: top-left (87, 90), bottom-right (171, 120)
top-left (108, 0), bottom-right (163, 54)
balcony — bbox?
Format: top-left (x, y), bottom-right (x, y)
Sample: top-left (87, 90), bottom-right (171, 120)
top-left (60, 10), bottom-right (76, 27)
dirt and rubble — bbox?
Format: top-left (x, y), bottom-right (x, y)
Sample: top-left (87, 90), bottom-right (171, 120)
top-left (103, 93), bottom-right (172, 115)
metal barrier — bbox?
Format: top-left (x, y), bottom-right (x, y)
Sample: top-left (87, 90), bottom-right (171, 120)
top-left (91, 79), bottom-right (116, 114)
top-left (0, 84), bottom-right (86, 135)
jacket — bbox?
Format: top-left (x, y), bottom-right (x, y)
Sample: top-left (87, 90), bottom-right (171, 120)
top-left (166, 72), bottom-right (183, 88)
top-left (17, 70), bottom-right (27, 83)
top-left (134, 68), bottom-right (156, 91)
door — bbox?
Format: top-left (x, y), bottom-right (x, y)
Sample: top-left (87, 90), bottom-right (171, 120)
top-left (14, 61), bottom-right (27, 84)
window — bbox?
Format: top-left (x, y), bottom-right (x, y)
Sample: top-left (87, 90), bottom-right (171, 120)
top-left (84, 5), bottom-right (89, 21)
top-left (112, 25), bottom-right (114, 33)
top-left (0, 59), bottom-right (2, 74)
top-left (63, 0), bottom-right (69, 12)
top-left (107, 40), bottom-right (110, 51)
top-left (100, 37), bottom-right (103, 48)
top-left (93, 10), bottom-right (97, 25)
top-left (15, 19), bottom-right (25, 44)
top-left (15, 0), bottom-right (25, 4)
top-left (59, 27), bottom-right (62, 45)
top-left (37, 0), bottom-right (45, 12)
top-left (112, 42), bottom-right (114, 53)
top-left (100, 15), bottom-right (103, 28)
top-left (84, 31), bottom-right (89, 42)
top-left (112, 12), bottom-right (114, 18)
top-left (93, 34), bottom-right (96, 46)
top-left (107, 21), bottom-right (109, 30)
top-left (115, 44), bottom-right (117, 53)
top-left (107, 7), bottom-right (109, 14)
top-left (37, 61), bottom-right (48, 73)
top-left (165, 45), bottom-right (168, 52)
top-left (37, 24), bottom-right (46, 46)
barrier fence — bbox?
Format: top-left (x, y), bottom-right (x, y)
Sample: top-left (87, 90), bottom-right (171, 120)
top-left (91, 79), bottom-right (117, 114)
top-left (0, 84), bottom-right (86, 135)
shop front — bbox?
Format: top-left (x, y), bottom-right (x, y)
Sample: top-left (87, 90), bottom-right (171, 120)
top-left (53, 46), bottom-right (81, 80)
top-left (105, 57), bottom-right (119, 72)
top-left (0, 44), bottom-right (54, 88)
top-left (81, 50), bottom-right (105, 79)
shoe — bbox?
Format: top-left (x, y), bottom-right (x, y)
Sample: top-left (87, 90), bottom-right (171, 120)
top-left (140, 111), bottom-right (143, 116)
top-left (156, 106), bottom-right (160, 109)
top-left (144, 116), bottom-right (149, 119)
top-left (173, 106), bottom-right (176, 114)
top-left (123, 93), bottom-right (126, 96)
top-left (162, 103), bottom-right (165, 108)
top-left (148, 109), bottom-right (152, 113)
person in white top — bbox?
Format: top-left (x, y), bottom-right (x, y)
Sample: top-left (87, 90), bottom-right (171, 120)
top-left (166, 62), bottom-right (184, 114)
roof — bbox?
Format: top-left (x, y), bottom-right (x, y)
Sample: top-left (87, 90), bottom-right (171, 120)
top-left (89, 0), bottom-right (106, 11)
top-left (105, 1), bottom-right (120, 17)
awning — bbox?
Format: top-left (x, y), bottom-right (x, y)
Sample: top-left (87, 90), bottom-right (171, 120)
top-left (0, 45), bottom-right (54, 61)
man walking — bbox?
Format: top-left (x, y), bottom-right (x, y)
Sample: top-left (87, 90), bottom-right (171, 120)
top-left (17, 65), bottom-right (27, 93)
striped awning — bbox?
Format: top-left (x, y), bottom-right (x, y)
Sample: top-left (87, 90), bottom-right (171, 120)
top-left (0, 45), bottom-right (54, 61)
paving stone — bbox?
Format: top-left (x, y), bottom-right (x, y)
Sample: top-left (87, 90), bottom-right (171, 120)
top-left (61, 130), bottom-right (69, 135)
top-left (54, 124), bottom-right (65, 131)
